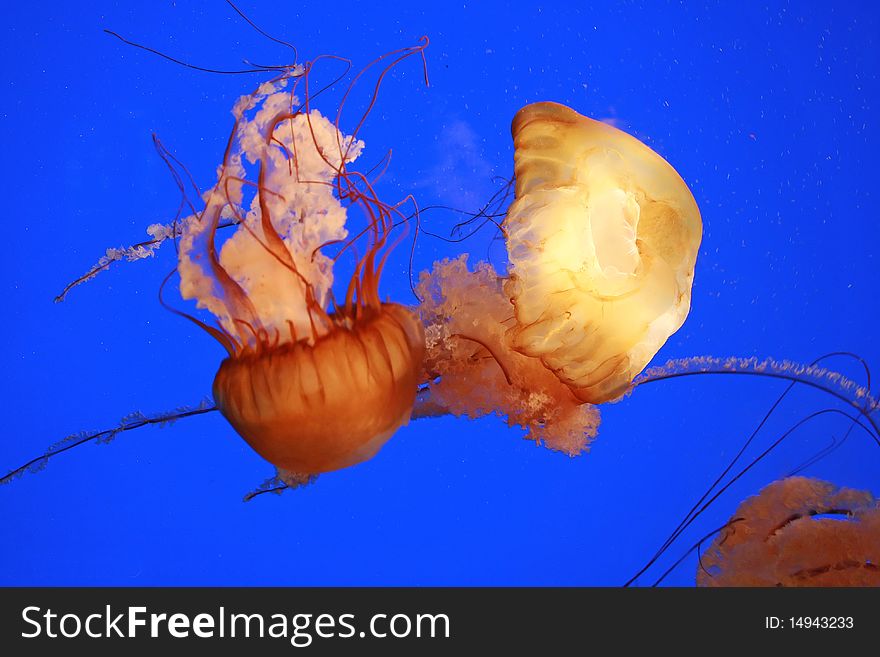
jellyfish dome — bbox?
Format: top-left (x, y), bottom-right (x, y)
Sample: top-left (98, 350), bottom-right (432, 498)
top-left (504, 102), bottom-right (703, 403)
top-left (697, 477), bottom-right (880, 587)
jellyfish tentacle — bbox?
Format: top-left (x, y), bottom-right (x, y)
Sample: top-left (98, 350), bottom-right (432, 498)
top-left (634, 356), bottom-right (880, 439)
top-left (223, 0), bottom-right (298, 61)
top-left (158, 269), bottom-right (239, 357)
top-left (152, 135), bottom-right (202, 245)
top-left (102, 29), bottom-right (271, 75)
top-left (1, 402), bottom-right (217, 486)
top-left (649, 519), bottom-right (746, 587)
top-left (450, 333), bottom-right (515, 386)
top-left (328, 37), bottom-right (430, 160)
top-left (242, 479), bottom-right (290, 502)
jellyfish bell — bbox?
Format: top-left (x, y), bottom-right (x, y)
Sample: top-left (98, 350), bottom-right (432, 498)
top-left (504, 101), bottom-right (702, 403)
top-left (213, 305), bottom-right (424, 478)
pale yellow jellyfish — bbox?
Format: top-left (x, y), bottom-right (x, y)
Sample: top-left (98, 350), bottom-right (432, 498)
top-left (697, 477), bottom-right (880, 587)
top-left (416, 101), bottom-right (701, 454)
top-left (504, 102), bottom-right (703, 404)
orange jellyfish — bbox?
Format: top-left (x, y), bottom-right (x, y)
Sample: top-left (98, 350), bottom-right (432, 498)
top-left (168, 42), bottom-right (428, 486)
top-left (697, 477), bottom-right (880, 587)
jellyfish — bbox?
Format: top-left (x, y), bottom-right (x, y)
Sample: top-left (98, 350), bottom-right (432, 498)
top-left (696, 477), bottom-right (880, 587)
top-left (51, 37), bottom-right (430, 489)
top-left (505, 102), bottom-right (703, 403)
top-left (179, 53), bottom-right (435, 486)
top-left (413, 101), bottom-right (702, 453)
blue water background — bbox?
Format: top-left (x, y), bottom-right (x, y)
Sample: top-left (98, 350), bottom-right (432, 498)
top-left (2, 1), bottom-right (878, 585)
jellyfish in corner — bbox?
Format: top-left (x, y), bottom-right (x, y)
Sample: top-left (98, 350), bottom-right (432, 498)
top-left (697, 477), bottom-right (880, 587)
